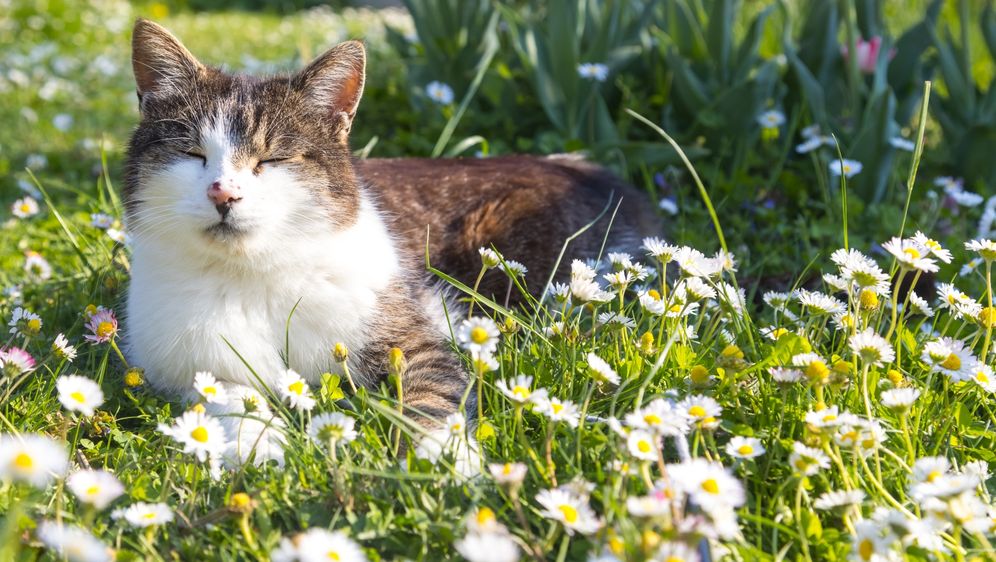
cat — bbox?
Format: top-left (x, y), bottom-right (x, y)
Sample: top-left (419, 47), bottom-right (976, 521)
top-left (123, 19), bottom-right (658, 474)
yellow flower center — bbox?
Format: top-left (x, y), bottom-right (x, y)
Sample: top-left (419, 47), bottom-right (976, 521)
top-left (903, 247), bottom-right (921, 260)
top-left (551, 403), bottom-right (563, 414)
top-left (143, 512), bottom-right (157, 520)
top-left (794, 458), bottom-right (811, 471)
top-left (977, 371), bottom-right (990, 383)
top-left (805, 361), bottom-right (829, 383)
top-left (70, 391), bottom-right (86, 403)
top-left (688, 405), bottom-right (706, 418)
top-left (643, 414), bottom-right (661, 425)
top-left (470, 326), bottom-right (489, 344)
top-left (666, 558), bottom-right (685, 562)
top-left (190, 426), bottom-right (209, 443)
top-left (701, 478), bottom-right (720, 494)
top-left (861, 438), bottom-right (876, 450)
top-left (858, 539), bottom-right (874, 560)
top-left (940, 353), bottom-right (961, 371)
top-left (859, 289), bottom-right (878, 309)
top-left (96, 321), bottom-right (115, 339)
top-left (926, 470), bottom-right (942, 483)
top-left (502, 463), bottom-right (512, 475)
top-left (288, 381), bottom-right (304, 395)
top-left (669, 304), bottom-right (682, 313)
top-left (26, 318), bottom-right (41, 333)
top-left (557, 504), bottom-right (578, 524)
top-left (20, 203), bottom-right (32, 213)
top-left (203, 386), bottom-right (216, 396)
top-left (647, 289), bottom-right (661, 301)
top-left (476, 507), bottom-right (496, 526)
top-left (737, 445), bottom-right (754, 455)
top-left (86, 485), bottom-right (100, 496)
top-left (637, 440), bottom-right (652, 453)
top-left (14, 452), bottom-right (33, 469)
top-left (980, 307), bottom-right (996, 328)
top-left (451, 423), bottom-right (462, 432)
top-left (512, 386), bottom-right (529, 399)
top-left (822, 414), bottom-right (837, 423)
top-left (841, 430), bottom-right (859, 443)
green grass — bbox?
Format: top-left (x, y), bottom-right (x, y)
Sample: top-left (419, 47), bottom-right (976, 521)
top-left (3, 1), bottom-right (996, 561)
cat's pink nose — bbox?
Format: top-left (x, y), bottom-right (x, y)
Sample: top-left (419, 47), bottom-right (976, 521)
top-left (207, 181), bottom-right (242, 216)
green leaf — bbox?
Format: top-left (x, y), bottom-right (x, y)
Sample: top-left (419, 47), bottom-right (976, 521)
top-left (320, 373), bottom-right (345, 402)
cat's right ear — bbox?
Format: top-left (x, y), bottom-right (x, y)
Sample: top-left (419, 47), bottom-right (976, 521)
top-left (131, 19), bottom-right (204, 104)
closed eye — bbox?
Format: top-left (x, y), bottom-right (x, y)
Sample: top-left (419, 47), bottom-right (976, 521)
top-left (181, 150), bottom-right (207, 166)
top-left (259, 156), bottom-right (295, 165)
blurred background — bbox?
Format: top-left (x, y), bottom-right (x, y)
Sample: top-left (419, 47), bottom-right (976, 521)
top-left (1, 0), bottom-right (994, 288)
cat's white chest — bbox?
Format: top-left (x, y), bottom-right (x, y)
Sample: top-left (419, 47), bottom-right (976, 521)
top-left (124, 203), bottom-right (399, 395)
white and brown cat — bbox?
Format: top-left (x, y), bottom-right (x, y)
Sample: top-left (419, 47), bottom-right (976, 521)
top-left (123, 19), bottom-right (658, 473)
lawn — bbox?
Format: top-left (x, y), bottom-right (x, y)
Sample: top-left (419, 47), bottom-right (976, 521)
top-left (2, 0), bottom-right (996, 561)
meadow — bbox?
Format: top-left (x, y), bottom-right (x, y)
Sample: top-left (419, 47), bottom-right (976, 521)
top-left (2, 0), bottom-right (996, 560)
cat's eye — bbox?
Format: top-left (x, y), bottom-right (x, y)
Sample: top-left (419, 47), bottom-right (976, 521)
top-left (259, 157), bottom-right (291, 166)
top-left (182, 150), bottom-right (207, 166)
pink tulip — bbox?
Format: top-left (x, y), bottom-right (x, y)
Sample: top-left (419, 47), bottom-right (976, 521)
top-left (841, 36), bottom-right (894, 74)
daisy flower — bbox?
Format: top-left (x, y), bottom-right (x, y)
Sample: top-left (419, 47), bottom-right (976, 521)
top-left (192, 371), bottom-right (229, 404)
top-left (0, 433), bottom-right (68, 488)
top-left (425, 81), bottom-right (454, 105)
top-left (684, 277), bottom-right (717, 300)
top-left (757, 109), bottom-right (786, 128)
top-left (805, 406), bottom-right (850, 430)
top-left (889, 136), bottom-right (915, 151)
top-left (725, 436), bottom-right (765, 459)
top-left (499, 260), bottom-right (527, 277)
top-left (828, 159), bottom-right (863, 178)
top-left (83, 308), bottom-right (118, 343)
top-left (769, 366), bottom-right (804, 384)
top-left (642, 237), bottom-right (680, 263)
top-left (90, 213), bottom-right (114, 229)
top-left (678, 395), bottom-right (722, 429)
top-left (0, 346), bottom-right (36, 377)
top-left (814, 489), bottom-right (865, 510)
top-left (489, 462), bottom-right (527, 487)
top-left (456, 317), bottom-right (500, 355)
top-left (495, 375), bottom-right (547, 406)
top-left (56, 375), bottom-right (105, 416)
top-left (966, 239), bottom-right (996, 262)
top-left (8, 306), bottom-right (42, 336)
top-left (24, 251), bottom-right (52, 280)
top-left (969, 364), bottom-right (996, 393)
top-left (789, 442), bottom-right (830, 475)
top-left (921, 337), bottom-right (976, 381)
top-left (796, 134), bottom-right (834, 153)
top-left (158, 409), bottom-right (229, 462)
top-left (119, 502), bottom-right (174, 527)
top-left (271, 529), bottom-right (367, 562)
top-left (908, 293), bottom-right (934, 317)
top-left (882, 237), bottom-right (938, 272)
top-left (624, 398), bottom-right (690, 436)
top-left (626, 430), bottom-right (659, 461)
top-left (912, 231), bottom-right (952, 263)
top-left (279, 369), bottom-right (316, 411)
top-left (763, 291), bottom-right (795, 310)
top-left (106, 228), bottom-right (130, 245)
top-left (37, 521), bottom-right (111, 562)
top-left (479, 247), bottom-right (501, 269)
top-left (936, 282), bottom-right (982, 319)
top-left (797, 289), bottom-right (847, 316)
top-left (850, 519), bottom-right (897, 562)
top-left (535, 397), bottom-right (580, 428)
top-left (792, 353), bottom-right (831, 385)
top-left (586, 352), bottom-right (620, 386)
top-left (66, 469), bottom-right (124, 510)
top-left (596, 311), bottom-right (636, 328)
top-left (454, 532), bottom-right (519, 562)
top-left (308, 412), bottom-right (358, 448)
top-left (535, 488), bottom-right (602, 535)
top-left (577, 62), bottom-right (609, 82)
top-left (654, 542), bottom-right (701, 562)
top-left (626, 489), bottom-right (673, 518)
top-left (668, 458), bottom-right (746, 513)
top-left (11, 196), bottom-right (40, 218)
top-left (880, 388), bottom-right (920, 411)
top-left (849, 328), bottom-right (895, 367)
top-left (52, 333), bottom-right (78, 362)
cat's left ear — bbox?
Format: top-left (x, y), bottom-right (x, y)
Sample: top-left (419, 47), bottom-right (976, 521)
top-left (292, 41), bottom-right (366, 140)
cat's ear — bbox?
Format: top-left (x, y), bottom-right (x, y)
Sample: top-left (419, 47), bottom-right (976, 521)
top-left (292, 41), bottom-right (366, 138)
top-left (131, 19), bottom-right (204, 99)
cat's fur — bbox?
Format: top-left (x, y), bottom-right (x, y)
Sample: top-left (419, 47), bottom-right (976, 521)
top-left (123, 19), bottom-right (658, 471)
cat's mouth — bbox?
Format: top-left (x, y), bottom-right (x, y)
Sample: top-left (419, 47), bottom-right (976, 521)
top-left (205, 220), bottom-right (248, 239)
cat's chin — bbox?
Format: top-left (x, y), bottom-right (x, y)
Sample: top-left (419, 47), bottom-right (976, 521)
top-left (204, 220), bottom-right (251, 240)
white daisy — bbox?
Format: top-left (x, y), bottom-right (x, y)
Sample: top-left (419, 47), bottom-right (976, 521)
top-left (535, 397), bottom-right (580, 428)
top-left (889, 136), bottom-right (915, 151)
top-left (479, 247), bottom-right (501, 269)
top-left (535, 488), bottom-right (602, 535)
top-left (278, 369), bottom-right (316, 411)
top-left (157, 409), bottom-right (229, 462)
top-left (678, 395), bottom-right (722, 429)
top-left (908, 293), bottom-right (934, 317)
top-left (626, 430), bottom-right (659, 461)
top-left (11, 196), bottom-right (39, 218)
top-left (56, 375), bottom-right (105, 416)
top-left (969, 364), bottom-right (996, 393)
top-left (828, 159), bottom-right (863, 178)
top-left (849, 328), bottom-right (895, 367)
top-left (273, 528), bottom-right (367, 562)
top-left (456, 317), bottom-right (500, 355)
top-left (586, 352), bottom-right (620, 386)
top-left (668, 458), bottom-right (746, 513)
top-left (8, 306), bottom-right (42, 336)
top-left (425, 81), bottom-right (454, 105)
top-left (880, 388), bottom-right (920, 411)
top-left (642, 237), bottom-right (680, 263)
top-left (966, 239), bottom-right (996, 262)
top-left (193, 371), bottom-right (229, 405)
top-left (119, 502), bottom-right (174, 527)
top-left (495, 375), bottom-right (547, 406)
top-left (37, 521), bottom-right (111, 562)
top-left (454, 532), bottom-right (519, 562)
top-left (850, 519), bottom-right (896, 562)
top-left (499, 260), bottom-right (527, 277)
top-left (921, 337), bottom-right (976, 381)
top-left (757, 109), bottom-right (786, 128)
top-left (90, 213), bottom-right (114, 229)
top-left (792, 353), bottom-right (831, 385)
top-left (725, 436), bottom-right (765, 459)
top-left (0, 433), bottom-right (68, 488)
top-left (789, 442), bottom-right (830, 475)
top-left (624, 398), bottom-right (690, 437)
top-left (881, 237), bottom-right (938, 272)
top-left (308, 412), bottom-right (358, 448)
top-left (488, 462), bottom-right (527, 487)
top-left (51, 333), bottom-right (78, 362)
top-left (912, 232), bottom-right (952, 263)
top-left (577, 62), bottom-right (609, 82)
top-left (24, 251), bottom-right (52, 280)
top-left (66, 469), bottom-right (124, 510)
top-left (814, 489), bottom-right (865, 510)
top-left (769, 366), bottom-right (804, 384)
top-left (797, 289), bottom-right (847, 316)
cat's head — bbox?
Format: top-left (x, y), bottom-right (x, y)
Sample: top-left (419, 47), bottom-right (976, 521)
top-left (124, 19), bottom-right (365, 260)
